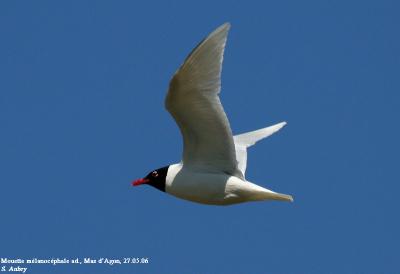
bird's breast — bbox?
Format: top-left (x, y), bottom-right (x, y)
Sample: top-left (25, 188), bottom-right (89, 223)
top-left (165, 163), bottom-right (252, 205)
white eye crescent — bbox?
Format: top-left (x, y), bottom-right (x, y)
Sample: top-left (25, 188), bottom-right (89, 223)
top-left (152, 171), bottom-right (158, 177)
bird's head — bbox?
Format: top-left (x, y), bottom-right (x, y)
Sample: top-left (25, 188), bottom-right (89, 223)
top-left (132, 166), bottom-right (169, 192)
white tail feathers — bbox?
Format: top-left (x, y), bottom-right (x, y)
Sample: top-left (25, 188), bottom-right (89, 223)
top-left (269, 192), bottom-right (294, 202)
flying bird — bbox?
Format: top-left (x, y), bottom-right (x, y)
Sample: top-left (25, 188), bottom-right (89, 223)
top-left (132, 23), bottom-right (293, 205)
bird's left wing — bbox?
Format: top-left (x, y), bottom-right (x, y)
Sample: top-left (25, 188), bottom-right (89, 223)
top-left (165, 23), bottom-right (242, 178)
top-left (233, 122), bottom-right (287, 177)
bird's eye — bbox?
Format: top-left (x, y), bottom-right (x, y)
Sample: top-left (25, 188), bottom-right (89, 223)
top-left (152, 171), bottom-right (158, 177)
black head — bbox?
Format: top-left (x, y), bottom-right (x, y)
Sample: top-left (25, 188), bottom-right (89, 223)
top-left (132, 166), bottom-right (169, 192)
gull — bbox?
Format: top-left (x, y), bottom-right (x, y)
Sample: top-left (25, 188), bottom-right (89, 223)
top-left (132, 23), bottom-right (293, 205)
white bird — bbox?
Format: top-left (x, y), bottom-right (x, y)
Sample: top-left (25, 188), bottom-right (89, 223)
top-left (132, 23), bottom-right (293, 205)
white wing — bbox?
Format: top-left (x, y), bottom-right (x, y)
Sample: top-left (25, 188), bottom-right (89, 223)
top-left (165, 23), bottom-right (242, 178)
top-left (234, 122), bottom-right (287, 176)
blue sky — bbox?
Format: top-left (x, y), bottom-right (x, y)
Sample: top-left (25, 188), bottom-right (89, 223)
top-left (1, 1), bottom-right (399, 273)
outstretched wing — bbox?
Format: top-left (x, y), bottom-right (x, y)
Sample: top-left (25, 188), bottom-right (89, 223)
top-left (234, 122), bottom-right (287, 176)
top-left (165, 23), bottom-right (242, 178)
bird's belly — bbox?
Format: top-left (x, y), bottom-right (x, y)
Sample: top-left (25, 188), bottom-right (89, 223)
top-left (165, 166), bottom-right (249, 205)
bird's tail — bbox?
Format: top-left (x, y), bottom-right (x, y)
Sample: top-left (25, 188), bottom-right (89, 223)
top-left (256, 190), bottom-right (294, 202)
top-left (248, 183), bottom-right (294, 202)
top-left (268, 192), bottom-right (294, 202)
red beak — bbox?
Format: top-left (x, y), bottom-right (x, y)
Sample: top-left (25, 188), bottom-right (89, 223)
top-left (132, 178), bottom-right (150, 186)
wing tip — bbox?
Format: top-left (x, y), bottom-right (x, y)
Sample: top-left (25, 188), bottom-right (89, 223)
top-left (220, 22), bottom-right (231, 31)
top-left (210, 22), bottom-right (231, 38)
top-left (278, 121), bottom-right (287, 128)
top-left (176, 22), bottom-right (231, 71)
top-left (268, 121), bottom-right (287, 133)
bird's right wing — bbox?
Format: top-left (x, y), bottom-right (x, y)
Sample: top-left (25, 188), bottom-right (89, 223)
top-left (165, 23), bottom-right (242, 178)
